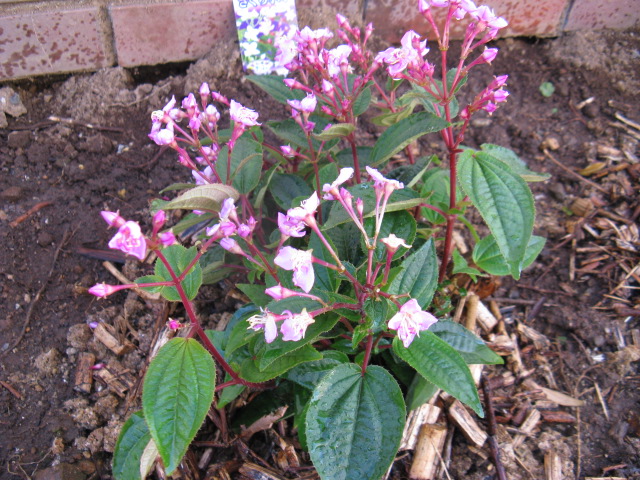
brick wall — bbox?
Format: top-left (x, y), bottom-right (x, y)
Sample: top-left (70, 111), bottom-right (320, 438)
top-left (1, 0), bottom-right (639, 81)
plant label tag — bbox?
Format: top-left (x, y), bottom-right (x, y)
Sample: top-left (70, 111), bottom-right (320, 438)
top-left (232, 0), bottom-right (299, 75)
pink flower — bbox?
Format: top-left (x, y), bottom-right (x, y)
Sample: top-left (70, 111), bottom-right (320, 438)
top-left (101, 211), bottom-right (125, 229)
top-left (265, 285), bottom-right (298, 300)
top-left (168, 318), bottom-right (182, 330)
top-left (158, 231), bottom-right (176, 246)
top-left (322, 167), bottom-right (354, 200)
top-left (148, 122), bottom-right (176, 146)
top-left (229, 100), bottom-right (260, 128)
top-left (381, 234), bottom-right (411, 253)
top-left (481, 47), bottom-right (498, 64)
top-left (280, 309), bottom-right (315, 342)
top-left (366, 166), bottom-right (404, 194)
top-left (375, 30), bottom-right (427, 78)
top-left (326, 44), bottom-right (353, 77)
top-left (281, 145), bottom-right (296, 157)
top-left (388, 299), bottom-right (438, 348)
top-left (278, 212), bottom-right (306, 238)
top-left (274, 246), bottom-right (315, 293)
top-left (247, 309), bottom-right (278, 343)
top-left (220, 237), bottom-right (244, 255)
top-left (287, 192), bottom-right (320, 224)
top-left (108, 221), bottom-right (147, 261)
top-left (287, 93), bottom-right (317, 113)
top-left (88, 283), bottom-right (126, 298)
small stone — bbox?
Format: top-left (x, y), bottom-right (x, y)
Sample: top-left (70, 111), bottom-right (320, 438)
top-left (35, 348), bottom-right (62, 376)
top-left (82, 134), bottom-right (112, 154)
top-left (541, 137), bottom-right (561, 151)
top-left (583, 102), bottom-right (599, 119)
top-left (51, 436), bottom-right (65, 455)
top-left (8, 131), bottom-right (31, 149)
top-left (0, 186), bottom-right (24, 202)
top-left (67, 324), bottom-right (92, 350)
top-left (0, 87), bottom-right (28, 118)
top-left (570, 198), bottom-right (594, 217)
top-left (37, 231), bottom-right (55, 247)
top-left (548, 182), bottom-right (566, 202)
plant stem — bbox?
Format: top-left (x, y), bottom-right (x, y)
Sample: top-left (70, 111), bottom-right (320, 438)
top-left (361, 334), bottom-right (374, 376)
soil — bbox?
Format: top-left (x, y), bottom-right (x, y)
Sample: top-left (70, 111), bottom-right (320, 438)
top-left (1, 29), bottom-right (639, 480)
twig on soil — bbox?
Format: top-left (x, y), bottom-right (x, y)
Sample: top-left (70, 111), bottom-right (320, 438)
top-left (1, 228), bottom-right (73, 356)
top-left (614, 112), bottom-right (640, 132)
top-left (9, 201), bottom-right (53, 228)
top-left (480, 375), bottom-right (508, 480)
top-left (46, 115), bottom-right (125, 133)
top-left (542, 148), bottom-right (608, 194)
top-left (0, 380), bottom-right (24, 399)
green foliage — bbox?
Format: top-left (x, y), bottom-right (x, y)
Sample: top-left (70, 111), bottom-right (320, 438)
top-left (387, 239), bottom-right (438, 309)
top-left (142, 338), bottom-right (215, 474)
top-left (306, 364), bottom-right (405, 480)
top-left (112, 412), bottom-right (155, 480)
top-left (162, 184), bottom-right (239, 212)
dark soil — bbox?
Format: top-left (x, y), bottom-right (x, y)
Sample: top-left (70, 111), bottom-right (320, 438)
top-left (1, 29), bottom-right (639, 480)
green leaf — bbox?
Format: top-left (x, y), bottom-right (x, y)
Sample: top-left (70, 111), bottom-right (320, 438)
top-left (352, 85), bottom-right (371, 116)
top-left (452, 250), bottom-right (484, 281)
top-left (216, 136), bottom-right (263, 194)
top-left (163, 184), bottom-right (239, 213)
top-left (312, 123), bottom-right (355, 141)
top-left (480, 144), bottom-right (550, 182)
top-left (335, 146), bottom-right (374, 169)
top-left (364, 210), bottom-right (416, 263)
top-left (420, 168), bottom-right (452, 224)
top-left (458, 150), bottom-right (535, 280)
top-left (393, 333), bottom-right (483, 416)
top-left (539, 81), bottom-right (555, 97)
top-left (326, 222), bottom-right (365, 266)
top-left (370, 112), bottom-right (449, 166)
top-left (473, 234), bottom-right (546, 277)
top-left (430, 321), bottom-right (503, 365)
top-left (285, 355), bottom-right (348, 390)
top-left (406, 374), bottom-right (439, 411)
top-left (247, 75), bottom-right (305, 105)
top-left (236, 284), bottom-right (271, 307)
top-left (371, 103), bottom-right (417, 127)
top-left (142, 338), bottom-right (216, 474)
top-left (150, 245), bottom-right (202, 301)
top-left (306, 364), bottom-right (405, 480)
top-left (363, 297), bottom-right (391, 333)
top-left (324, 184), bottom-right (420, 230)
top-left (387, 238), bottom-right (438, 309)
top-left (267, 115), bottom-right (338, 151)
top-left (269, 173), bottom-right (313, 210)
top-left (309, 231), bottom-right (339, 292)
top-left (239, 344), bottom-right (322, 382)
top-left (112, 411), bottom-right (155, 480)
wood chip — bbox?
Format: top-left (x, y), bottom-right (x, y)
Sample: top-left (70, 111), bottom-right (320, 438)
top-left (544, 451), bottom-right (563, 480)
top-left (401, 403), bottom-right (442, 451)
top-left (447, 400), bottom-right (487, 447)
top-left (73, 352), bottom-right (95, 394)
top-left (238, 462), bottom-right (287, 480)
top-left (93, 322), bottom-right (135, 355)
top-left (409, 423), bottom-right (448, 480)
top-left (93, 365), bottom-right (134, 397)
top-left (465, 293), bottom-right (479, 331)
top-left (523, 379), bottom-right (585, 407)
top-left (476, 301), bottom-right (498, 332)
top-left (513, 409), bottom-right (541, 448)
top-left (240, 406), bottom-right (287, 440)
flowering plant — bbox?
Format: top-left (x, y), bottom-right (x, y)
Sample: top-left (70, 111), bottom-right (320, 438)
top-left (94, 1), bottom-right (547, 478)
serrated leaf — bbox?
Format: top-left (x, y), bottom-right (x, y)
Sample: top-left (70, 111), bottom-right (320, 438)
top-left (364, 210), bottom-right (416, 263)
top-left (370, 112), bottom-right (449, 166)
top-left (306, 364), bottom-right (405, 480)
top-left (285, 356), bottom-right (348, 390)
top-left (393, 333), bottom-right (483, 416)
top-left (142, 338), bottom-right (216, 474)
top-left (335, 146), bottom-right (374, 169)
top-left (480, 144), bottom-right (550, 182)
top-left (371, 103), bottom-right (417, 127)
top-left (216, 136), bottom-right (263, 193)
top-left (309, 231), bottom-right (339, 292)
top-left (352, 85), bottom-right (371, 116)
top-left (151, 245), bottom-right (202, 301)
top-left (247, 75), bottom-right (305, 105)
top-left (458, 150), bottom-right (535, 280)
top-left (387, 238), bottom-right (438, 309)
top-left (430, 321), bottom-right (503, 365)
top-left (236, 284), bottom-right (271, 307)
top-left (112, 411), bottom-right (153, 480)
top-left (269, 173), bottom-right (313, 210)
top-left (163, 184), bottom-right (239, 212)
top-left (312, 123), bottom-right (355, 141)
top-left (473, 234), bottom-right (546, 277)
top-left (452, 250), bottom-right (484, 281)
top-left (239, 344), bottom-right (322, 382)
top-left (406, 374), bottom-right (440, 411)
top-left (267, 115), bottom-right (338, 151)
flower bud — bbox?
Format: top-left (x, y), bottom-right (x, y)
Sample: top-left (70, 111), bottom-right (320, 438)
top-left (88, 283), bottom-right (127, 298)
top-left (158, 231), bottom-right (177, 246)
top-left (101, 211), bottom-right (125, 229)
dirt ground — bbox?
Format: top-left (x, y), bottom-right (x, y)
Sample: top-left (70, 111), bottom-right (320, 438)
top-left (1, 28), bottom-right (639, 480)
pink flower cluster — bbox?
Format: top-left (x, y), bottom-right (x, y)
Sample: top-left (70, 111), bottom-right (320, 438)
top-left (460, 74), bottom-right (509, 117)
top-left (388, 299), bottom-right (438, 347)
top-left (375, 30), bottom-right (432, 80)
top-left (247, 308), bottom-right (316, 343)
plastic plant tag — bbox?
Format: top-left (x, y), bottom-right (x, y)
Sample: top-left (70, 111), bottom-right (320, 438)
top-left (232, 0), bottom-right (299, 75)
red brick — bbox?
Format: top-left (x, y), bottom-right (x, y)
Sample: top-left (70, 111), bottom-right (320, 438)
top-left (0, 7), bottom-right (112, 80)
top-left (365, 0), bottom-right (569, 43)
top-left (565, 0), bottom-right (640, 30)
top-left (109, 1), bottom-right (236, 67)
